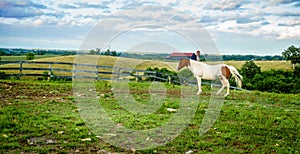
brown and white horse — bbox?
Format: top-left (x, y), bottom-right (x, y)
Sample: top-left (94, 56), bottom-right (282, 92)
top-left (177, 59), bottom-right (242, 96)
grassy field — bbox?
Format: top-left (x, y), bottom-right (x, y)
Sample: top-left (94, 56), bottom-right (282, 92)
top-left (36, 55), bottom-right (293, 71)
top-left (0, 55), bottom-right (59, 61)
top-left (0, 55), bottom-right (293, 78)
top-left (221, 60), bottom-right (293, 71)
top-left (0, 80), bottom-right (299, 153)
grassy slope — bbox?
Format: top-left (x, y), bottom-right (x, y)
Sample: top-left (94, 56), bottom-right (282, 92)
top-left (1, 55), bottom-right (293, 71)
top-left (0, 80), bottom-right (299, 153)
top-left (0, 55), bottom-right (59, 61)
top-left (38, 55), bottom-right (293, 71)
top-left (223, 60), bottom-right (292, 71)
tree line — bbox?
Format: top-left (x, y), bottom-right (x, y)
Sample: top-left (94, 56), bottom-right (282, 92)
top-left (234, 60), bottom-right (300, 93)
top-left (2, 47), bottom-right (298, 62)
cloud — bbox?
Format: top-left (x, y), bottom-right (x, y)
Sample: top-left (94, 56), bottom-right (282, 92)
top-left (75, 2), bottom-right (109, 9)
top-left (278, 20), bottom-right (300, 26)
top-left (279, 0), bottom-right (300, 6)
top-left (58, 4), bottom-right (78, 9)
top-left (236, 16), bottom-right (266, 24)
top-left (0, 0), bottom-right (299, 52)
top-left (58, 1), bottom-right (109, 9)
top-left (0, 0), bottom-right (46, 18)
top-left (204, 0), bottom-right (244, 11)
top-left (0, 0), bottom-right (46, 9)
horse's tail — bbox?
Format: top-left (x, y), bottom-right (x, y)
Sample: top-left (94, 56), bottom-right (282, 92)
top-left (227, 65), bottom-right (243, 88)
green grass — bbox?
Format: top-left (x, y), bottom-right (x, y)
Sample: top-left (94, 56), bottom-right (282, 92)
top-left (0, 55), bottom-right (59, 61)
top-left (1, 55), bottom-right (293, 71)
top-left (0, 55), bottom-right (293, 81)
top-left (0, 80), bottom-right (299, 153)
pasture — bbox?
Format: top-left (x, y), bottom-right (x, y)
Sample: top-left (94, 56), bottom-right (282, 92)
top-left (0, 80), bottom-right (299, 153)
top-left (33, 55), bottom-right (294, 71)
top-left (0, 55), bottom-right (293, 78)
top-left (0, 55), bottom-right (59, 61)
top-left (0, 56), bottom-right (298, 153)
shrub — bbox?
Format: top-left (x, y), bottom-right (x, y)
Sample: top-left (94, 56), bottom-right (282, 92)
top-left (240, 61), bottom-right (261, 79)
top-left (144, 67), bottom-right (179, 84)
top-left (26, 52), bottom-right (35, 60)
top-left (239, 61), bottom-right (299, 93)
top-left (0, 71), bottom-right (10, 80)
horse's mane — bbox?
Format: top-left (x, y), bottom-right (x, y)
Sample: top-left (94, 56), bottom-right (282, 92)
top-left (189, 59), bottom-right (209, 66)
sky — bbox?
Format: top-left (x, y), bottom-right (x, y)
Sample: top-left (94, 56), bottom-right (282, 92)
top-left (0, 0), bottom-right (299, 55)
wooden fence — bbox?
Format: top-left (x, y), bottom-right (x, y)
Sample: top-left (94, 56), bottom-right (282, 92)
top-left (0, 61), bottom-right (246, 91)
top-left (0, 61), bottom-right (181, 84)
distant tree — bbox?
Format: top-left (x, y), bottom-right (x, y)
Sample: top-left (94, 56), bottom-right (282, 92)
top-left (282, 45), bottom-right (300, 69)
top-left (111, 51), bottom-right (117, 56)
top-left (104, 49), bottom-right (111, 55)
top-left (89, 48), bottom-right (101, 55)
top-left (36, 50), bottom-right (45, 55)
top-left (294, 65), bottom-right (300, 78)
top-left (89, 50), bottom-right (96, 55)
top-left (95, 48), bottom-right (100, 54)
top-left (241, 61), bottom-right (261, 79)
top-left (0, 50), bottom-right (6, 55)
top-left (26, 52), bottom-right (35, 60)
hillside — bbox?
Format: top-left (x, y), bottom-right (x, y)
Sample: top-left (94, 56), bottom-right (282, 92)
top-left (0, 55), bottom-right (293, 77)
top-left (0, 80), bottom-right (299, 153)
top-left (32, 55), bottom-right (293, 71)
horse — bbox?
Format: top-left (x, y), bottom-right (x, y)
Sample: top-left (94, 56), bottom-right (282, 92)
top-left (177, 59), bottom-right (243, 96)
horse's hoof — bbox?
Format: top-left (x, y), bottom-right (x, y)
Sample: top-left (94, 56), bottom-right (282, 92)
top-left (196, 92), bottom-right (201, 95)
top-left (224, 94), bottom-right (229, 97)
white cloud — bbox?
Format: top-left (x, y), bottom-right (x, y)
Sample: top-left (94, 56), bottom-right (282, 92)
top-left (204, 0), bottom-right (244, 11)
top-left (0, 0), bottom-right (299, 54)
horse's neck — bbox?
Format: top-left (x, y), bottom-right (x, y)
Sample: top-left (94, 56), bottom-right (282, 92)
top-left (188, 60), bottom-right (207, 72)
top-left (190, 60), bottom-right (207, 68)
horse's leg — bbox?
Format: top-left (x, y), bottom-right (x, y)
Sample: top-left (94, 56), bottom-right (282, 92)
top-left (217, 78), bottom-right (225, 95)
top-left (217, 75), bottom-right (230, 96)
top-left (224, 79), bottom-right (230, 97)
top-left (196, 76), bottom-right (202, 95)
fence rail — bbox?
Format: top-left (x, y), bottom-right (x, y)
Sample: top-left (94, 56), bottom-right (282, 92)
top-left (0, 61), bottom-right (175, 83)
top-left (0, 60), bottom-right (244, 90)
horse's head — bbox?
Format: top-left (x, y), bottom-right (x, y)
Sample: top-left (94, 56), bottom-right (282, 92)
top-left (177, 59), bottom-right (190, 71)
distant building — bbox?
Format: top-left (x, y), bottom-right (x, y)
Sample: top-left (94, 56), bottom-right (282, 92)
top-left (166, 52), bottom-right (194, 60)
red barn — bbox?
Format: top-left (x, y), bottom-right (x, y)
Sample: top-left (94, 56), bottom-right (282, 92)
top-left (166, 52), bottom-right (194, 60)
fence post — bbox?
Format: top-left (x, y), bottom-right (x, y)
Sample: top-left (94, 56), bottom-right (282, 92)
top-left (168, 75), bottom-right (171, 85)
top-left (96, 66), bottom-right (99, 81)
top-left (72, 63), bottom-right (76, 81)
top-left (135, 71), bottom-right (139, 82)
top-left (48, 63), bottom-right (52, 81)
top-left (117, 68), bottom-right (121, 81)
top-left (19, 61), bottom-right (23, 77)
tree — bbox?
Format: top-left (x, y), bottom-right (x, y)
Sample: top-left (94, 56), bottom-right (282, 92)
top-left (104, 49), bottom-right (111, 55)
top-left (95, 48), bottom-right (100, 54)
top-left (89, 50), bottom-right (96, 55)
top-left (26, 52), bottom-right (35, 60)
top-left (0, 50), bottom-right (6, 55)
top-left (240, 61), bottom-right (261, 79)
top-left (111, 51), bottom-right (117, 56)
top-left (282, 45), bottom-right (300, 69)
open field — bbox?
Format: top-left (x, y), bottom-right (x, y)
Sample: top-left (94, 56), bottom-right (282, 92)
top-left (0, 55), bottom-right (59, 61)
top-left (221, 60), bottom-right (293, 71)
top-left (34, 55), bottom-right (294, 71)
top-left (0, 80), bottom-right (299, 153)
top-left (0, 56), bottom-right (293, 77)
